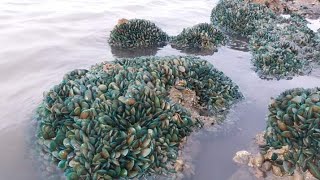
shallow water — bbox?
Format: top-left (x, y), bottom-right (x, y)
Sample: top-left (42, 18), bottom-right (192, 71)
top-left (0, 0), bottom-right (319, 180)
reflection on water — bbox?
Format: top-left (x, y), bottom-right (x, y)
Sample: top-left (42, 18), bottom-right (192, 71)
top-left (170, 44), bottom-right (218, 56)
top-left (110, 46), bottom-right (160, 58)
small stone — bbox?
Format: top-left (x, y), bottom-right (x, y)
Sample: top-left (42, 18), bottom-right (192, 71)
top-left (253, 154), bottom-right (264, 168)
top-left (233, 151), bottom-right (252, 165)
top-left (262, 161), bottom-right (272, 172)
top-left (174, 159), bottom-right (184, 172)
top-left (255, 132), bottom-right (266, 146)
top-left (264, 145), bottom-right (288, 160)
top-left (117, 18), bottom-right (128, 25)
top-left (274, 145), bottom-right (289, 154)
top-left (272, 165), bottom-right (283, 177)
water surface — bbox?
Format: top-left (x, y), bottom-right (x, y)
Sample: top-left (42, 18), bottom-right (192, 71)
top-left (0, 0), bottom-right (319, 180)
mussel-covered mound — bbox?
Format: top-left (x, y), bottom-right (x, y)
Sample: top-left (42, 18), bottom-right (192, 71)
top-left (170, 23), bottom-right (225, 54)
top-left (109, 19), bottom-right (169, 48)
top-left (261, 88), bottom-right (320, 178)
top-left (249, 15), bottom-right (316, 80)
top-left (35, 56), bottom-right (242, 179)
top-left (210, 0), bottom-right (276, 36)
top-left (313, 29), bottom-right (320, 64)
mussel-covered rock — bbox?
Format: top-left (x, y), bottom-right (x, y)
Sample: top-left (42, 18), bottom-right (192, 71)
top-left (244, 0), bottom-right (284, 14)
top-left (312, 29), bottom-right (320, 64)
top-left (170, 23), bottom-right (225, 54)
top-left (109, 19), bottom-right (169, 48)
top-left (261, 88), bottom-right (320, 179)
top-left (211, 0), bottom-right (276, 36)
top-left (36, 56), bottom-right (242, 179)
top-left (249, 14), bottom-right (317, 80)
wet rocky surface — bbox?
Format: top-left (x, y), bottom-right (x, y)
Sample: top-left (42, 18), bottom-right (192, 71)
top-left (248, 0), bottom-right (320, 19)
top-left (232, 132), bottom-right (318, 180)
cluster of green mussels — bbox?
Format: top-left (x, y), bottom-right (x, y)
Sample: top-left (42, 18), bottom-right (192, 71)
top-left (170, 23), bottom-right (226, 55)
top-left (109, 19), bottom-right (225, 54)
top-left (211, 0), bottom-right (320, 80)
top-left (261, 88), bottom-right (320, 178)
top-left (314, 29), bottom-right (320, 63)
top-left (36, 56), bottom-right (242, 179)
top-left (108, 19), bottom-right (169, 48)
top-left (249, 14), bottom-right (317, 80)
top-left (108, 1), bottom-right (320, 80)
top-left (210, 0), bottom-right (276, 36)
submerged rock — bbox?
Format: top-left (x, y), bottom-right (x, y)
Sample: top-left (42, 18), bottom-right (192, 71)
top-left (233, 85), bottom-right (320, 180)
top-left (211, 0), bottom-right (276, 36)
top-left (170, 23), bottom-right (225, 55)
top-left (313, 30), bottom-right (320, 64)
top-left (262, 161), bottom-right (272, 172)
top-left (233, 133), bottom-right (318, 180)
top-left (283, 0), bottom-right (320, 19)
top-left (233, 151), bottom-right (252, 165)
top-left (261, 88), bottom-right (320, 179)
top-left (212, 0), bottom-right (319, 80)
top-left (109, 19), bottom-right (169, 48)
top-left (36, 56), bottom-right (242, 179)
top-left (249, 14), bottom-right (317, 80)
top-left (247, 0), bottom-right (320, 19)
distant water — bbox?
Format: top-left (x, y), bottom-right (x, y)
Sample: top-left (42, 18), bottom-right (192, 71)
top-left (0, 0), bottom-right (319, 180)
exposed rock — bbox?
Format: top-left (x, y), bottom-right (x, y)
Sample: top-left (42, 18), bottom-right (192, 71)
top-left (117, 18), bottom-right (129, 25)
top-left (248, 0), bottom-right (320, 19)
top-left (169, 86), bottom-right (217, 128)
top-left (231, 130), bottom-right (318, 180)
top-left (174, 159), bottom-right (184, 172)
top-left (253, 154), bottom-right (265, 168)
top-left (272, 165), bottom-right (284, 177)
top-left (262, 161), bottom-right (272, 172)
top-left (285, 0), bottom-right (320, 19)
top-left (264, 145), bottom-right (289, 160)
top-left (245, 0), bottom-right (284, 13)
top-left (255, 132), bottom-right (266, 146)
top-left (233, 151), bottom-right (252, 165)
